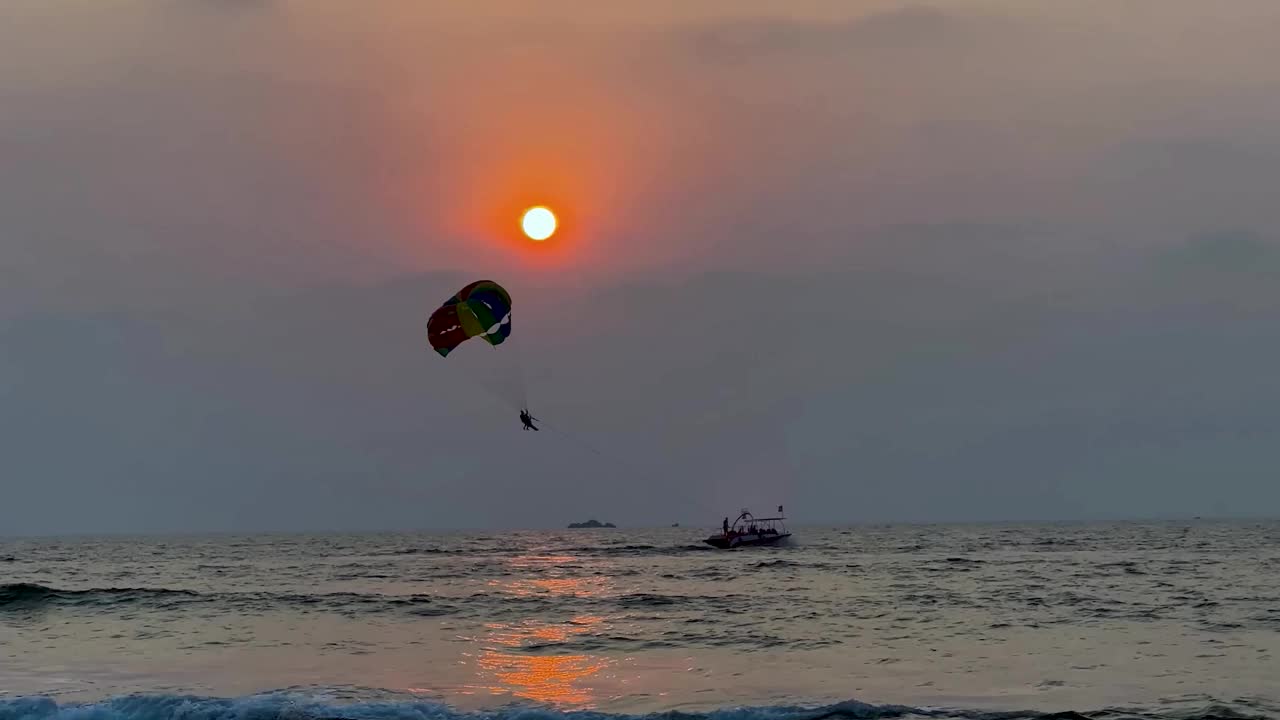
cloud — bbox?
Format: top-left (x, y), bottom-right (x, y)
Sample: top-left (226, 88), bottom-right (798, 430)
top-left (8, 217), bottom-right (1280, 533)
top-left (7, 1), bottom-right (1280, 533)
top-left (685, 6), bottom-right (961, 61)
top-left (1092, 142), bottom-right (1280, 233)
top-left (1159, 229), bottom-right (1280, 275)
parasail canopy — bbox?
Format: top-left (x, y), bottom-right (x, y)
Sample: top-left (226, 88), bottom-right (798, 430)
top-left (427, 280), bottom-right (513, 357)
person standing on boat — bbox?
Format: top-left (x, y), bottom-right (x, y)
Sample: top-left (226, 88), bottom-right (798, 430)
top-left (722, 517), bottom-right (730, 536)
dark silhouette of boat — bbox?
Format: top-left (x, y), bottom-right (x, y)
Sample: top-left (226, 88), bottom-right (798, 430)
top-left (704, 508), bottom-right (790, 549)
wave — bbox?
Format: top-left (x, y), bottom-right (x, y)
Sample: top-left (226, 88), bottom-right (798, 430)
top-left (0, 583), bottom-right (198, 607)
top-left (0, 584), bottom-right (846, 651)
top-left (358, 543), bottom-right (714, 559)
top-left (1, 693), bottom-right (1276, 720)
top-left (0, 583), bottom-right (454, 619)
top-left (560, 544), bottom-right (715, 556)
top-left (0, 584), bottom-right (771, 626)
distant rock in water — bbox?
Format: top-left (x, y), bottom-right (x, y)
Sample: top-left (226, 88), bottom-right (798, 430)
top-left (567, 519), bottom-right (616, 528)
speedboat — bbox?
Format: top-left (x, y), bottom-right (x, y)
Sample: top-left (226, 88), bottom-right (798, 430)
top-left (704, 508), bottom-right (791, 549)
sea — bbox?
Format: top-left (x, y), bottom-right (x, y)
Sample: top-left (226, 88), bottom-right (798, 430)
top-left (2, 523), bottom-right (1279, 720)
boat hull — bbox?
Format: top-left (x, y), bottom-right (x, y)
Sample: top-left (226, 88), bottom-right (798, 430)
top-left (704, 532), bottom-right (791, 549)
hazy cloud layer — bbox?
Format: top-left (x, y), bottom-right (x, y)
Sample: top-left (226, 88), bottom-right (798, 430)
top-left (3, 1), bottom-right (1280, 533)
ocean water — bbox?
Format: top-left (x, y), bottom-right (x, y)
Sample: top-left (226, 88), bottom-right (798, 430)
top-left (2, 523), bottom-right (1279, 720)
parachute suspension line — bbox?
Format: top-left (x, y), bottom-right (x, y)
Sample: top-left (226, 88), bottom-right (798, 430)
top-left (534, 412), bottom-right (714, 519)
top-left (503, 311), bottom-right (529, 412)
top-left (532, 416), bottom-right (661, 487)
top-left (428, 279), bottom-right (529, 412)
top-left (423, 352), bottom-right (523, 417)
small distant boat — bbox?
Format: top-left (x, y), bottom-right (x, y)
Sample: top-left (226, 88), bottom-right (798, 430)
top-left (704, 508), bottom-right (790, 549)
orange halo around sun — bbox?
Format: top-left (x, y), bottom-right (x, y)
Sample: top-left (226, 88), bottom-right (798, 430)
top-left (521, 206), bottom-right (557, 241)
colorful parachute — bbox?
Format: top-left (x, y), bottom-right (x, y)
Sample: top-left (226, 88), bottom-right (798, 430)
top-left (427, 280), bottom-right (513, 357)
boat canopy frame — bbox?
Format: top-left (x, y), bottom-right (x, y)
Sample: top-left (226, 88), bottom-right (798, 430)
top-left (728, 510), bottom-right (787, 535)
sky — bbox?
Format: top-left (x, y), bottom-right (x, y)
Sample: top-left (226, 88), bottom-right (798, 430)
top-left (3, 0), bottom-right (1280, 534)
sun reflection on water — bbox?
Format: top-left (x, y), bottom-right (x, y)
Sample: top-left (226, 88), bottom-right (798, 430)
top-left (461, 554), bottom-right (617, 708)
top-left (469, 615), bottom-right (611, 706)
top-left (494, 575), bottom-right (609, 598)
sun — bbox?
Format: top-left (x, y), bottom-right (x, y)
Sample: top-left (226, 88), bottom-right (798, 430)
top-left (521, 206), bottom-right (557, 241)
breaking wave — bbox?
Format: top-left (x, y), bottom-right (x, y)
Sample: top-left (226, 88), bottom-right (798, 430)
top-left (1, 693), bottom-right (1277, 720)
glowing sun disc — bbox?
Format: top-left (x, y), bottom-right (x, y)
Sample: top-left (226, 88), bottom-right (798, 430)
top-left (521, 207), bottom-right (557, 241)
